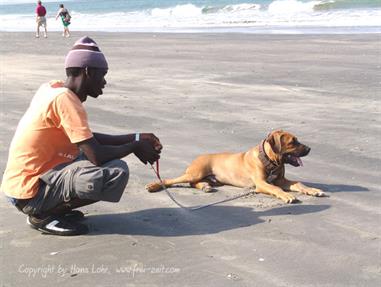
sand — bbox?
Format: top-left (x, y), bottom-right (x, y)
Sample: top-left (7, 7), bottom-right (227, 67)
top-left (0, 32), bottom-right (380, 287)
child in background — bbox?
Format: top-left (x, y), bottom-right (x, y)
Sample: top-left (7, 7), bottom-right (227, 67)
top-left (56, 4), bottom-right (71, 37)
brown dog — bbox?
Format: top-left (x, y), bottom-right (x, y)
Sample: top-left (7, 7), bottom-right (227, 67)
top-left (146, 130), bottom-right (325, 203)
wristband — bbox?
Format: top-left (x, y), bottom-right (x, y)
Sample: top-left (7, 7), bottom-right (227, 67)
top-left (135, 133), bottom-right (140, 141)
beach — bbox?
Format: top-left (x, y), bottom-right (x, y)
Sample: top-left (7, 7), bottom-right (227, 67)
top-left (0, 32), bottom-right (380, 286)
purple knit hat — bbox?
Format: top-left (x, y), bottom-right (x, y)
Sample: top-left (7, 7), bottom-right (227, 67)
top-left (65, 36), bottom-right (108, 69)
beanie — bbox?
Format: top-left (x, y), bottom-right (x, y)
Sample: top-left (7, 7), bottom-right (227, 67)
top-left (65, 36), bottom-right (108, 69)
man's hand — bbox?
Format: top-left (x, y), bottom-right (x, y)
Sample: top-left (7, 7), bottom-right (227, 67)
top-left (133, 140), bottom-right (161, 165)
top-left (140, 133), bottom-right (163, 152)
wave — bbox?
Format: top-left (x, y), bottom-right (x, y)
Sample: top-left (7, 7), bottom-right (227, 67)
top-left (267, 0), bottom-right (381, 14)
top-left (151, 3), bottom-right (261, 17)
top-left (149, 1), bottom-right (381, 18)
top-left (314, 0), bottom-right (381, 11)
top-left (151, 4), bottom-right (202, 18)
top-left (268, 0), bottom-right (321, 14)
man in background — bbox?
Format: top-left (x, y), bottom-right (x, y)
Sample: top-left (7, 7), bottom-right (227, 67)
top-left (35, 1), bottom-right (47, 38)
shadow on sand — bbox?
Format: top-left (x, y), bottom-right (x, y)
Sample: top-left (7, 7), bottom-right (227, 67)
top-left (304, 182), bottom-right (369, 193)
top-left (86, 204), bottom-right (330, 237)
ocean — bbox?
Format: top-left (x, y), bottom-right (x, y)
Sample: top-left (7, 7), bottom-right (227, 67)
top-left (1, 0), bottom-right (381, 33)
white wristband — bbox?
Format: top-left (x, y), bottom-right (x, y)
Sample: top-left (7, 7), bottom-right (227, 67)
top-left (135, 133), bottom-right (140, 141)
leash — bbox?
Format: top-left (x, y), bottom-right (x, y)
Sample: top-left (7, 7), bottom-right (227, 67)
top-left (150, 160), bottom-right (255, 211)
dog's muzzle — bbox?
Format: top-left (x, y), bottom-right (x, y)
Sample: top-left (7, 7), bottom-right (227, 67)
top-left (285, 145), bottom-right (310, 167)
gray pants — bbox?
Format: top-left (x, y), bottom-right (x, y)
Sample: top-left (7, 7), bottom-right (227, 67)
top-left (22, 156), bottom-right (129, 215)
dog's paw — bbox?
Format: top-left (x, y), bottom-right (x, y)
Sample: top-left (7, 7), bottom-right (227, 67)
top-left (202, 185), bottom-right (213, 193)
top-left (281, 193), bottom-right (299, 204)
top-left (145, 182), bottom-right (163, 193)
top-left (307, 188), bottom-right (327, 197)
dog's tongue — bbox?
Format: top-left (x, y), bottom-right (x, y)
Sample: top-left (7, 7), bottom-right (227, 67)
top-left (297, 157), bottom-right (303, 167)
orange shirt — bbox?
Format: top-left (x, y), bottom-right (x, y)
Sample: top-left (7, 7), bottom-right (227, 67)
top-left (1, 80), bottom-right (93, 199)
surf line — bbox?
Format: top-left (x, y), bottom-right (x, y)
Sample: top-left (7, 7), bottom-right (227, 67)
top-left (150, 160), bottom-right (255, 211)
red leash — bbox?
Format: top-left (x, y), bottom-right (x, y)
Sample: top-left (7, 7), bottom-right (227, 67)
top-left (156, 160), bottom-right (160, 180)
top-left (151, 160), bottom-right (162, 181)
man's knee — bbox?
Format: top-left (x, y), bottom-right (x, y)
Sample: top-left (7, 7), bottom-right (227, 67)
top-left (105, 159), bottom-right (129, 186)
top-left (104, 158), bottom-right (128, 170)
top-left (73, 160), bottom-right (129, 203)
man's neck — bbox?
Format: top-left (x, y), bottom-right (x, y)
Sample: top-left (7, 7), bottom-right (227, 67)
top-left (64, 79), bottom-right (87, 102)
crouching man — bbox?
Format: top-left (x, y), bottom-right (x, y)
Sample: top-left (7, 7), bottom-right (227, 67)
top-left (1, 36), bottom-right (162, 236)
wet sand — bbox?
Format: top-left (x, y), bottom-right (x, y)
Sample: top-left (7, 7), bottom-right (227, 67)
top-left (0, 32), bottom-right (380, 286)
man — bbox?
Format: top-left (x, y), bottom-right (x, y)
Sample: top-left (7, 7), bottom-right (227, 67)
top-left (1, 36), bottom-right (162, 236)
top-left (35, 1), bottom-right (48, 38)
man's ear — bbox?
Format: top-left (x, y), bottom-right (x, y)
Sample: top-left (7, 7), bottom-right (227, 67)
top-left (85, 67), bottom-right (90, 77)
top-left (76, 68), bottom-right (89, 95)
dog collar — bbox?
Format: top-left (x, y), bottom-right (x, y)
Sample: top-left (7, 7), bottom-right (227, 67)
top-left (258, 140), bottom-right (281, 180)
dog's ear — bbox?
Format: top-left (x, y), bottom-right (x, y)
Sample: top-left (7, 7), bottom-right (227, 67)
top-left (267, 130), bottom-right (284, 154)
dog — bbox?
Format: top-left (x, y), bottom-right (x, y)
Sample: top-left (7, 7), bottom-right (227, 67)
top-left (146, 130), bottom-right (325, 203)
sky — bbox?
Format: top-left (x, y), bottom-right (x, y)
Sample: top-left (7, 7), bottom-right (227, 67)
top-left (0, 0), bottom-right (67, 5)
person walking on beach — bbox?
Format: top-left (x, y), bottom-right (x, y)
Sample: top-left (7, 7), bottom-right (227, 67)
top-left (56, 4), bottom-right (71, 37)
top-left (35, 0), bottom-right (47, 38)
top-left (1, 36), bottom-right (162, 236)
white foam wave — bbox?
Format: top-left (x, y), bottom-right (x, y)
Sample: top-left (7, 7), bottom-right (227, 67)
top-left (151, 4), bottom-right (202, 18)
top-left (151, 3), bottom-right (261, 17)
top-left (268, 0), bottom-right (322, 14)
top-left (221, 3), bottom-right (261, 12)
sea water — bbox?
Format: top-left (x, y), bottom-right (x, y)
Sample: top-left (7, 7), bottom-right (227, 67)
top-left (1, 0), bottom-right (380, 33)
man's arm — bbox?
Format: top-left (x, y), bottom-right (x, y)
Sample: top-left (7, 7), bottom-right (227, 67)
top-left (93, 132), bottom-right (135, 145)
top-left (93, 132), bottom-right (162, 151)
top-left (77, 134), bottom-right (161, 166)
